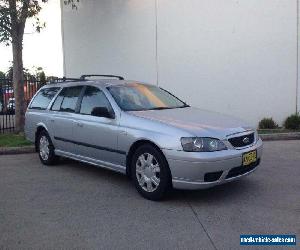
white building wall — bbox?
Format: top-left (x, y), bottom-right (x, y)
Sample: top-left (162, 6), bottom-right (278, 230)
top-left (61, 0), bottom-right (299, 126)
top-left (62, 0), bottom-right (157, 83)
top-left (296, 0), bottom-right (300, 112)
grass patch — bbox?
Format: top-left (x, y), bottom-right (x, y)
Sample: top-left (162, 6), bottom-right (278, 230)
top-left (258, 129), bottom-right (300, 134)
top-left (0, 133), bottom-right (32, 148)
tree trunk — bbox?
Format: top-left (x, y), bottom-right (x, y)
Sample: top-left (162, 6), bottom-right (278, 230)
top-left (12, 36), bottom-right (25, 133)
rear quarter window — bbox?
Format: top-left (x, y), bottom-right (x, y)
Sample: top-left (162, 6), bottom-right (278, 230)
top-left (29, 87), bottom-right (60, 110)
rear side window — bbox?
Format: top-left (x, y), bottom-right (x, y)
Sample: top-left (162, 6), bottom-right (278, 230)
top-left (79, 86), bottom-right (112, 115)
top-left (51, 95), bottom-right (63, 111)
top-left (29, 87), bottom-right (60, 110)
top-left (51, 86), bottom-right (83, 113)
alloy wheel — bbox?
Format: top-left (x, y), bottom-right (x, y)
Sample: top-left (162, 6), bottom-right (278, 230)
top-left (39, 135), bottom-right (50, 161)
top-left (135, 153), bottom-right (161, 192)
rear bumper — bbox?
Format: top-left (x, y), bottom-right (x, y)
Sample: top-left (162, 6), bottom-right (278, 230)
top-left (162, 138), bottom-right (263, 190)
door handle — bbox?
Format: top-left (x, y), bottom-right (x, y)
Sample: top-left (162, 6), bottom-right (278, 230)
top-left (50, 119), bottom-right (54, 122)
top-left (76, 122), bottom-right (84, 127)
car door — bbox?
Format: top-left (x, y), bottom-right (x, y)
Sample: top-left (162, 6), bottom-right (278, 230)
top-left (72, 85), bottom-right (124, 167)
top-left (48, 86), bottom-right (84, 154)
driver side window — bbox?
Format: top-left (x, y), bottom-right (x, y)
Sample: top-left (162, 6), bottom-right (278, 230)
top-left (79, 86), bottom-right (113, 116)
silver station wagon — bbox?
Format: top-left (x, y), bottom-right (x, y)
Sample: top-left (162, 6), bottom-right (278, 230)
top-left (25, 75), bottom-right (263, 200)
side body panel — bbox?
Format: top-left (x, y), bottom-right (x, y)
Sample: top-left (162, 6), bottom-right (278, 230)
top-left (47, 111), bottom-right (76, 153)
top-left (72, 113), bottom-right (125, 166)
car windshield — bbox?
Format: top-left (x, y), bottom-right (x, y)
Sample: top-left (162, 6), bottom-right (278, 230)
top-left (107, 83), bottom-right (189, 111)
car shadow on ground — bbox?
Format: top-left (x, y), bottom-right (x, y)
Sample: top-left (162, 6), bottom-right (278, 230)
top-left (56, 157), bottom-right (130, 183)
top-left (172, 178), bottom-right (257, 203)
top-left (55, 156), bottom-right (258, 203)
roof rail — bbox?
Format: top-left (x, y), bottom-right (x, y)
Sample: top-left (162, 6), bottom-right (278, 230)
top-left (49, 77), bottom-right (84, 84)
top-left (80, 74), bottom-right (124, 80)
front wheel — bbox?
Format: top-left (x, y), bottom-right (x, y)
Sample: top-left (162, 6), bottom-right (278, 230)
top-left (37, 130), bottom-right (59, 165)
top-left (131, 144), bottom-right (172, 201)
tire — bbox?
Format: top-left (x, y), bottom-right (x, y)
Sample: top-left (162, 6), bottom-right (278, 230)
top-left (37, 130), bottom-right (59, 165)
top-left (131, 144), bottom-right (172, 201)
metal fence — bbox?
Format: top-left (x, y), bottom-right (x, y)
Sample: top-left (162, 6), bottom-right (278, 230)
top-left (0, 78), bottom-right (45, 133)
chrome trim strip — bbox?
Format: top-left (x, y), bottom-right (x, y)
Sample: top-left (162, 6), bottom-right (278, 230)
top-left (54, 136), bottom-right (126, 155)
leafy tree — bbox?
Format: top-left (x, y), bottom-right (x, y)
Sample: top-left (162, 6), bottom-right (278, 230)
top-left (0, 70), bottom-right (5, 78)
top-left (6, 63), bottom-right (32, 79)
top-left (0, 0), bottom-right (78, 132)
top-left (32, 66), bottom-right (46, 83)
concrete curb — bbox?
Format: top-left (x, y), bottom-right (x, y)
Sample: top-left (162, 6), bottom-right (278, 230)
top-left (0, 145), bottom-right (35, 155)
top-left (260, 132), bottom-right (300, 141)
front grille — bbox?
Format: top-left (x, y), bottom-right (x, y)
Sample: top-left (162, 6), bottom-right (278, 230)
top-left (226, 159), bottom-right (260, 179)
top-left (228, 133), bottom-right (255, 148)
top-left (204, 171), bottom-right (223, 182)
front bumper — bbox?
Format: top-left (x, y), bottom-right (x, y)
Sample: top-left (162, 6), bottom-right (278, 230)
top-left (162, 138), bottom-right (263, 190)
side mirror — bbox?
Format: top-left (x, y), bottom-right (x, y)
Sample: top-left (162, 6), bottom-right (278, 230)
top-left (91, 107), bottom-right (114, 119)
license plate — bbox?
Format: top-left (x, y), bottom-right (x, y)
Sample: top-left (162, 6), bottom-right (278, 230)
top-left (242, 150), bottom-right (257, 166)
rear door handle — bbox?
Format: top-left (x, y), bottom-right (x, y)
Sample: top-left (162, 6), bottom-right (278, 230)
top-left (76, 122), bottom-right (84, 127)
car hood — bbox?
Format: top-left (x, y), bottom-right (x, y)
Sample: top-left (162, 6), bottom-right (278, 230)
top-left (129, 107), bottom-right (253, 138)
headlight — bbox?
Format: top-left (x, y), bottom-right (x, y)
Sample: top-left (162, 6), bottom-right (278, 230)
top-left (181, 137), bottom-right (227, 152)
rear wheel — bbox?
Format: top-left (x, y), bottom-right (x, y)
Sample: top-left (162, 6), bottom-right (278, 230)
top-left (131, 144), bottom-right (172, 200)
top-left (37, 130), bottom-right (59, 165)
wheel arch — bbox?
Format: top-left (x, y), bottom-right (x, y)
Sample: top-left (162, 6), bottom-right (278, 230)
top-left (35, 124), bottom-right (48, 151)
top-left (126, 139), bottom-right (170, 178)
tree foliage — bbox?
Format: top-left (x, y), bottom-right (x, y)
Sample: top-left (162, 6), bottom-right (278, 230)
top-left (0, 0), bottom-right (78, 43)
top-left (0, 0), bottom-right (78, 132)
top-left (0, 70), bottom-right (5, 78)
top-left (5, 63), bottom-right (46, 80)
top-left (0, 0), bottom-right (48, 45)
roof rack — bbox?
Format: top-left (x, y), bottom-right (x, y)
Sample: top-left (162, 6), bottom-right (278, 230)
top-left (80, 74), bottom-right (124, 80)
top-left (49, 77), bottom-right (84, 84)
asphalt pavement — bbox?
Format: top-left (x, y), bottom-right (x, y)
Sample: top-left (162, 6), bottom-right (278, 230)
top-left (0, 140), bottom-right (299, 249)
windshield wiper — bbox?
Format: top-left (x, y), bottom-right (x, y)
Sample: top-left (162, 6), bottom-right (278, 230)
top-left (179, 104), bottom-right (190, 108)
top-left (148, 107), bottom-right (174, 110)
top-left (130, 105), bottom-right (190, 111)
top-left (149, 105), bottom-right (190, 110)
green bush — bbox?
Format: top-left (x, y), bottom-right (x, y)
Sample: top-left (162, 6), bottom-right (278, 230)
top-left (258, 118), bottom-right (278, 129)
top-left (284, 113), bottom-right (300, 130)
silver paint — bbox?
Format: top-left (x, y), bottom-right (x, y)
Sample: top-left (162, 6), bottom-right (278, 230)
top-left (25, 79), bottom-right (263, 190)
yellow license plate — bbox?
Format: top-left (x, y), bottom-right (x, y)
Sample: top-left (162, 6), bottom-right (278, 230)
top-left (242, 150), bottom-right (257, 166)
